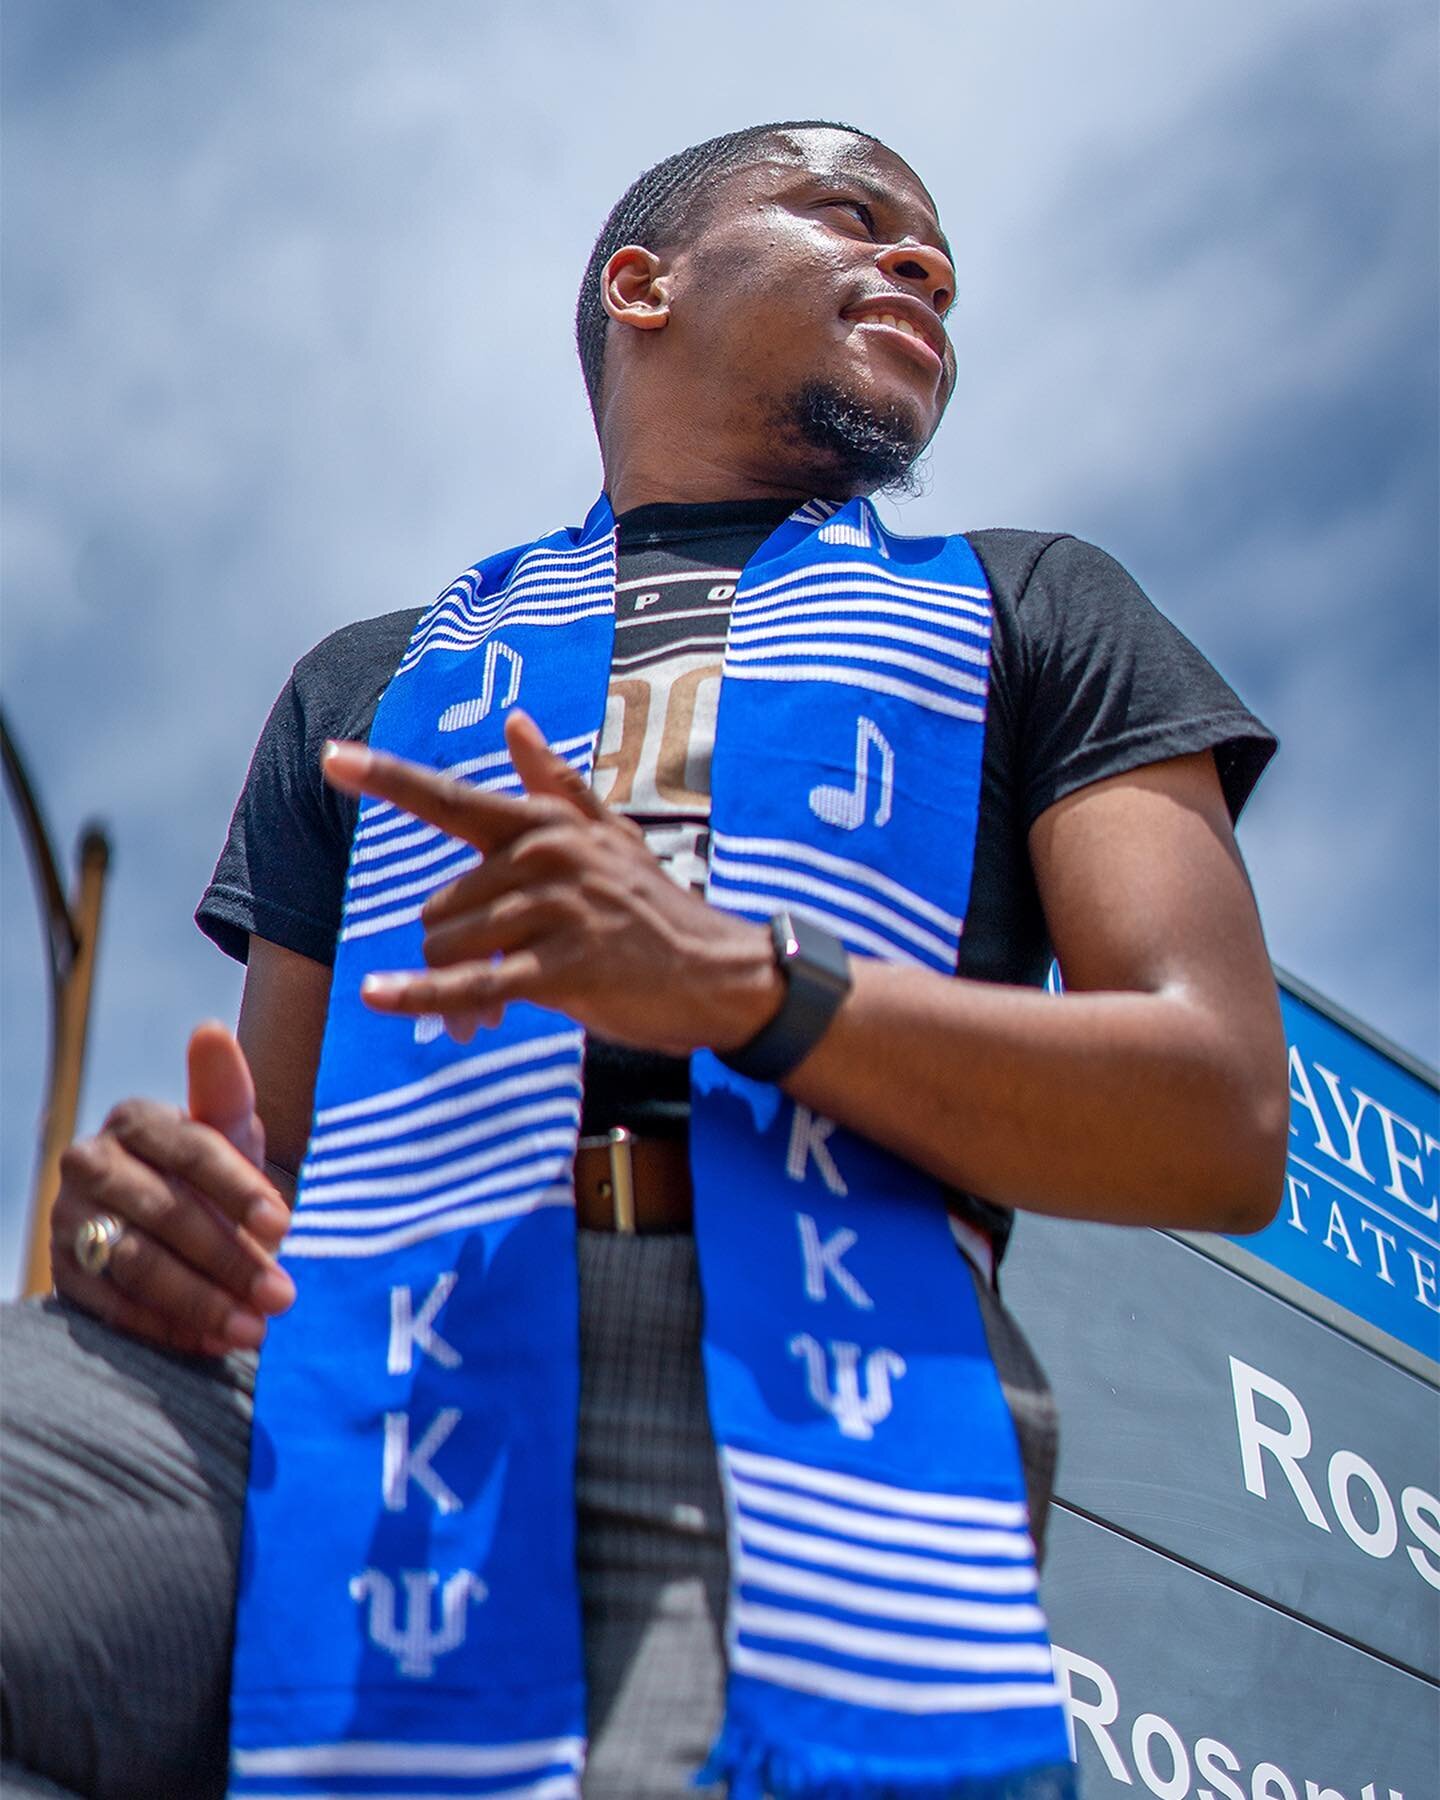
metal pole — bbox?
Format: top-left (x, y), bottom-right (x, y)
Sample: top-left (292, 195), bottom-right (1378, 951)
top-left (1, 710), bottom-right (111, 1297)
top-left (23, 828), bottom-right (110, 1296)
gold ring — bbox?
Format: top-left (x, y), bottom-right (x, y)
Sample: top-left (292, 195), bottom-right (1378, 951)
top-left (74, 1212), bottom-right (126, 1277)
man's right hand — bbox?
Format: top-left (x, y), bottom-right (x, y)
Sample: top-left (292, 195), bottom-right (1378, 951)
top-left (51, 1022), bottom-right (296, 1356)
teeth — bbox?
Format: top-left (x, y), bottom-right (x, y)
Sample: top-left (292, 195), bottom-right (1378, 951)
top-left (873, 312), bottom-right (921, 340)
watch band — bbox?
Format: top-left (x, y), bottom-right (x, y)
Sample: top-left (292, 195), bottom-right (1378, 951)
top-left (718, 909), bottom-right (853, 1084)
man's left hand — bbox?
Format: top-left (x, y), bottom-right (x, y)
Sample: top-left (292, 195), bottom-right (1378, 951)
top-left (321, 713), bottom-right (781, 1054)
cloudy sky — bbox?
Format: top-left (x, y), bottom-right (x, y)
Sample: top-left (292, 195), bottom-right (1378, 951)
top-left (3, 0), bottom-right (1436, 1290)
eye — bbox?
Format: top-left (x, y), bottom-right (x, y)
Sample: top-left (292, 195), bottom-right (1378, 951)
top-left (819, 197), bottom-right (877, 235)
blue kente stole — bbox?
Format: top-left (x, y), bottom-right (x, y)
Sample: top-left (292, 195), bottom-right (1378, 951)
top-left (227, 495), bottom-right (1078, 1800)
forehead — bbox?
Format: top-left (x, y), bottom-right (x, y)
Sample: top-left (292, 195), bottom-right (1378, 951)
top-left (721, 127), bottom-right (947, 247)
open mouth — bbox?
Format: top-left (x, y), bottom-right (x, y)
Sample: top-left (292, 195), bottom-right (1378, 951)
top-left (841, 300), bottom-right (947, 376)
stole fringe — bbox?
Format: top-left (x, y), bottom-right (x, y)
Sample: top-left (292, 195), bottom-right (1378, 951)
top-left (695, 1728), bottom-right (1080, 1800)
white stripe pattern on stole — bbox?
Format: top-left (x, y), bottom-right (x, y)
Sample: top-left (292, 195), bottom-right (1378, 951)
top-left (729, 1647), bottom-right (1064, 1716)
top-left (285, 1034), bottom-right (582, 1257)
top-left (729, 1476), bottom-right (1034, 1560)
top-left (705, 837), bottom-right (959, 970)
top-left (735, 560), bottom-right (992, 617)
top-left (725, 637), bottom-right (987, 695)
top-left (735, 1517), bottom-right (1038, 1594)
top-left (704, 848), bottom-right (962, 952)
top-left (230, 1736), bottom-right (585, 1777)
top-left (735, 1555), bottom-right (1047, 1633)
top-left (399, 540), bottom-right (614, 675)
top-left (340, 740), bottom-right (595, 944)
top-left (311, 1030), bottom-right (582, 1131)
top-left (724, 1449), bottom-right (1026, 1522)
top-left (729, 610), bottom-right (990, 668)
top-left (724, 1451), bottom-right (1036, 1584)
top-left (404, 537), bottom-right (613, 632)
top-left (355, 735), bottom-right (595, 843)
top-left (794, 499), bottom-right (842, 525)
top-left (734, 1604), bottom-right (1055, 1675)
top-left (239, 1788), bottom-right (578, 1800)
top-left (304, 1071), bottom-right (581, 1175)
top-left (724, 663), bottom-right (987, 723)
top-left (283, 1184), bottom-right (574, 1259)
top-left (698, 888), bottom-right (943, 968)
top-left (721, 1447), bottom-right (1053, 1714)
top-left (702, 885), bottom-right (957, 972)
top-left (818, 508), bottom-right (872, 548)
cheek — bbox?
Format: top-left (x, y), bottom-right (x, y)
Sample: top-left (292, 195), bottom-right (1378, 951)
top-left (684, 226), bottom-right (852, 342)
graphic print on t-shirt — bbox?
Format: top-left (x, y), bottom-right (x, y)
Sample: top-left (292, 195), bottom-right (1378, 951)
top-left (594, 562), bottom-right (739, 894)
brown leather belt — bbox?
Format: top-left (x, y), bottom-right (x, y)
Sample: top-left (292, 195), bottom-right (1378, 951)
top-left (572, 1128), bottom-right (996, 1283)
top-left (574, 1129), bottom-right (693, 1233)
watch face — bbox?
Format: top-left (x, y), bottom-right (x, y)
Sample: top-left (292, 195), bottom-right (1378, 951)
top-left (784, 910), bottom-right (853, 996)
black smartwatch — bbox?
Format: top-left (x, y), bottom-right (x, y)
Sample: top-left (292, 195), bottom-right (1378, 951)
top-left (719, 909), bottom-right (853, 1083)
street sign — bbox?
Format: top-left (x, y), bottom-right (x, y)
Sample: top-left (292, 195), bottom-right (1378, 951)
top-left (1001, 972), bottom-right (1438, 1787)
top-left (1004, 1216), bottom-right (1439, 1673)
top-left (1044, 1508), bottom-right (1436, 1800)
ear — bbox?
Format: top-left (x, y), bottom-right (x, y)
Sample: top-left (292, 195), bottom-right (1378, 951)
top-left (601, 244), bottom-right (672, 332)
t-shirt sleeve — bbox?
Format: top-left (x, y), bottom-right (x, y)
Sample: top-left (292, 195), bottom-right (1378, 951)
top-left (1003, 534), bottom-right (1276, 827)
top-left (195, 608), bottom-right (422, 967)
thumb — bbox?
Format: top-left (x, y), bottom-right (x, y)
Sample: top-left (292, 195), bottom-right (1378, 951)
top-left (187, 1021), bottom-right (265, 1168)
top-left (505, 709), bottom-right (607, 821)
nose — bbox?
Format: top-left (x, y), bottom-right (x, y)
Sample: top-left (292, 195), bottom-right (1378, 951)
top-left (875, 238), bottom-right (954, 316)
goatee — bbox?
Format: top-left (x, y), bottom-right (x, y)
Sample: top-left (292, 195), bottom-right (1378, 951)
top-left (770, 382), bottom-right (927, 498)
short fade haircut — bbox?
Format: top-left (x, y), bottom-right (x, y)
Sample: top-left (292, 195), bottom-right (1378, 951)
top-left (574, 120), bottom-right (879, 419)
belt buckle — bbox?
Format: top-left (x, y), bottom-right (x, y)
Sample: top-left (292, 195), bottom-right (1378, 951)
top-left (601, 1126), bottom-right (636, 1235)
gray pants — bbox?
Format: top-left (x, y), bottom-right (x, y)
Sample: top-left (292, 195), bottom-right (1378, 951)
top-left (1, 1233), bottom-right (1057, 1799)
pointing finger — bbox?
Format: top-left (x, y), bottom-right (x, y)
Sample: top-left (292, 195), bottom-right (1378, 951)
top-left (320, 741), bottom-right (545, 851)
top-left (504, 711), bottom-right (608, 821)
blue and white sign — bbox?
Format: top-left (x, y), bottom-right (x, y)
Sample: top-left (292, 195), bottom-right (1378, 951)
top-left (1231, 983), bottom-right (1439, 1367)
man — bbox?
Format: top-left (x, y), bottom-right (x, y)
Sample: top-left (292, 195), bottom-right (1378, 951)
top-left (2, 121), bottom-right (1285, 1799)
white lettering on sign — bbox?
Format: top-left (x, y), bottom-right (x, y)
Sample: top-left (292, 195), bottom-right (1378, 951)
top-left (1228, 1358), bottom-right (1330, 1532)
top-left (1357, 1219), bottom-right (1398, 1285)
top-left (1322, 1202), bottom-right (1361, 1265)
top-left (1276, 1170), bottom-right (1439, 1318)
top-left (1282, 1174), bottom-right (1310, 1234)
top-left (1131, 1712), bottom-right (1189, 1800)
top-left (1407, 1249), bottom-right (1439, 1313)
top-left (1287, 1046), bottom-right (1439, 1222)
top-left (1228, 1357), bottom-right (1439, 1588)
top-left (1273, 1024), bottom-right (1440, 1350)
top-left (1326, 1451), bottom-right (1398, 1559)
top-left (1051, 1643), bottom-right (1408, 1800)
top-left (1401, 1488), bottom-right (1440, 1588)
top-left (796, 1213), bottom-right (874, 1310)
top-left (383, 1407), bottom-right (463, 1515)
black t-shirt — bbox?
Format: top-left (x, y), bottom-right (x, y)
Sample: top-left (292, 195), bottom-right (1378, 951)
top-left (199, 500), bottom-right (1276, 1243)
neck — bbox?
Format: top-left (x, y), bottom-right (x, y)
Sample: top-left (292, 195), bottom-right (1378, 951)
top-left (599, 389), bottom-right (864, 515)
top-left (605, 450), bottom-right (822, 516)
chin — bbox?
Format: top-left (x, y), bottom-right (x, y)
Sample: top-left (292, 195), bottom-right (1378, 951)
top-left (771, 378), bottom-right (930, 497)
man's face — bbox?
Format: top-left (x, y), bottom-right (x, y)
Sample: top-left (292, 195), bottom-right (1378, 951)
top-left (659, 129), bottom-right (958, 490)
